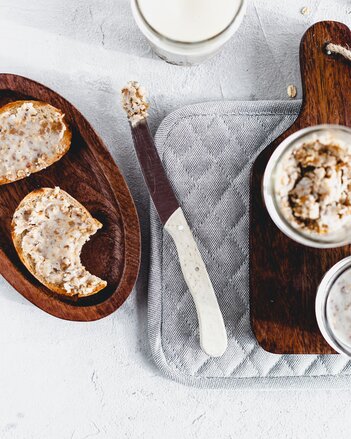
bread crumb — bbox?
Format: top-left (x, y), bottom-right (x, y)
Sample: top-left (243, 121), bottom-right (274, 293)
top-left (301, 6), bottom-right (310, 15)
top-left (287, 84), bottom-right (297, 98)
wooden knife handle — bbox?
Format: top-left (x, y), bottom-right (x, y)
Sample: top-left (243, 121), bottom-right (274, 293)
top-left (165, 207), bottom-right (228, 357)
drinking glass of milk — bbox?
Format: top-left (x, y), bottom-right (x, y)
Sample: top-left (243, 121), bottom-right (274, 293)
top-left (131, 0), bottom-right (247, 65)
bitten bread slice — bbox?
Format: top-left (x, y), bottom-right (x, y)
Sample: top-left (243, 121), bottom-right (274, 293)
top-left (0, 100), bottom-right (71, 184)
top-left (11, 187), bottom-right (107, 297)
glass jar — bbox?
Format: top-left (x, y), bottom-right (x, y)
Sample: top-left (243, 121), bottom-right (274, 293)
top-left (263, 125), bottom-right (351, 249)
top-left (131, 0), bottom-right (247, 66)
top-left (316, 256), bottom-right (351, 356)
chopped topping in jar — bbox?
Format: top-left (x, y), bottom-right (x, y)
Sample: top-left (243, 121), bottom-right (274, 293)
top-left (276, 139), bottom-right (351, 234)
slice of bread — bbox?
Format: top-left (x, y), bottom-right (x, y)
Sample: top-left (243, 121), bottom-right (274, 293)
top-left (0, 100), bottom-right (71, 184)
top-left (11, 187), bottom-right (107, 297)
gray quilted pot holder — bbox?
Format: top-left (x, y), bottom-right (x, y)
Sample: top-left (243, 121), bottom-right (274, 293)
top-left (148, 101), bottom-right (351, 388)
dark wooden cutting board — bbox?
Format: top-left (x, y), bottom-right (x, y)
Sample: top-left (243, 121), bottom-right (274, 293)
top-left (250, 21), bottom-right (351, 354)
top-left (0, 74), bottom-right (140, 321)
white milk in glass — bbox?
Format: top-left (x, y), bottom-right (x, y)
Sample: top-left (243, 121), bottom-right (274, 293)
top-left (131, 0), bottom-right (246, 65)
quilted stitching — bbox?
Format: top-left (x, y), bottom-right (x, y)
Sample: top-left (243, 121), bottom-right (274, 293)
top-left (151, 103), bottom-right (351, 383)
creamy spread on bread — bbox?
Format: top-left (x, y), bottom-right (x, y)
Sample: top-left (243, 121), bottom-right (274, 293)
top-left (13, 187), bottom-right (107, 296)
top-left (0, 101), bottom-right (67, 183)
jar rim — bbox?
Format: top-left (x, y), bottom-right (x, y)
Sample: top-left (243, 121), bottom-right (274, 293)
top-left (263, 124), bottom-right (351, 249)
top-left (132, 0), bottom-right (247, 47)
top-left (316, 256), bottom-right (351, 356)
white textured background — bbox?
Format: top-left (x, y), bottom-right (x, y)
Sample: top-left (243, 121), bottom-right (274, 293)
top-left (0, 1), bottom-right (350, 438)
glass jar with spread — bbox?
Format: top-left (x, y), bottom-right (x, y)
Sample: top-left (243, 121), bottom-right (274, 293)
top-left (263, 125), bottom-right (351, 248)
top-left (131, 0), bottom-right (247, 65)
top-left (316, 256), bottom-right (351, 356)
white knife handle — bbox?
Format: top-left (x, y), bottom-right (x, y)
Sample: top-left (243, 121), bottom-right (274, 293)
top-left (165, 207), bottom-right (228, 357)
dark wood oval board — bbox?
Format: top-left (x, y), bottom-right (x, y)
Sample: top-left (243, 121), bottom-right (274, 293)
top-left (0, 74), bottom-right (141, 321)
top-left (250, 21), bottom-right (351, 354)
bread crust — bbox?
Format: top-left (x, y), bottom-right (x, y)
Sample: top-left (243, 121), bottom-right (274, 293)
top-left (0, 100), bottom-right (72, 185)
top-left (11, 188), bottom-right (107, 298)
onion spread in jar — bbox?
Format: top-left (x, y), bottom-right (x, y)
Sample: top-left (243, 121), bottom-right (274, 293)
top-left (276, 138), bottom-right (351, 236)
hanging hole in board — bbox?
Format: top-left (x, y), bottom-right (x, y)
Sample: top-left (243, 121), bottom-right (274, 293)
top-left (323, 41), bottom-right (332, 55)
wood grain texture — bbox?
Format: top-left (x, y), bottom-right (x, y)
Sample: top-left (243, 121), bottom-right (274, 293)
top-left (250, 21), bottom-right (351, 354)
top-left (0, 74), bottom-right (141, 321)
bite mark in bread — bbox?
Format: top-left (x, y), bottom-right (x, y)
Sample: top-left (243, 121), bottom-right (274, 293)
top-left (11, 187), bottom-right (107, 297)
top-left (0, 100), bottom-right (71, 184)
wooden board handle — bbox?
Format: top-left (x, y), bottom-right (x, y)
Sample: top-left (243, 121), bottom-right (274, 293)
top-left (299, 21), bottom-right (351, 125)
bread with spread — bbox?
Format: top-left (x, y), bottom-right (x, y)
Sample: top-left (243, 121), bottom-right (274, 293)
top-left (0, 100), bottom-right (71, 184)
top-left (11, 187), bottom-right (107, 297)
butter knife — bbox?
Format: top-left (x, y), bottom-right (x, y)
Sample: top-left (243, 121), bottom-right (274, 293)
top-left (121, 81), bottom-right (227, 357)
